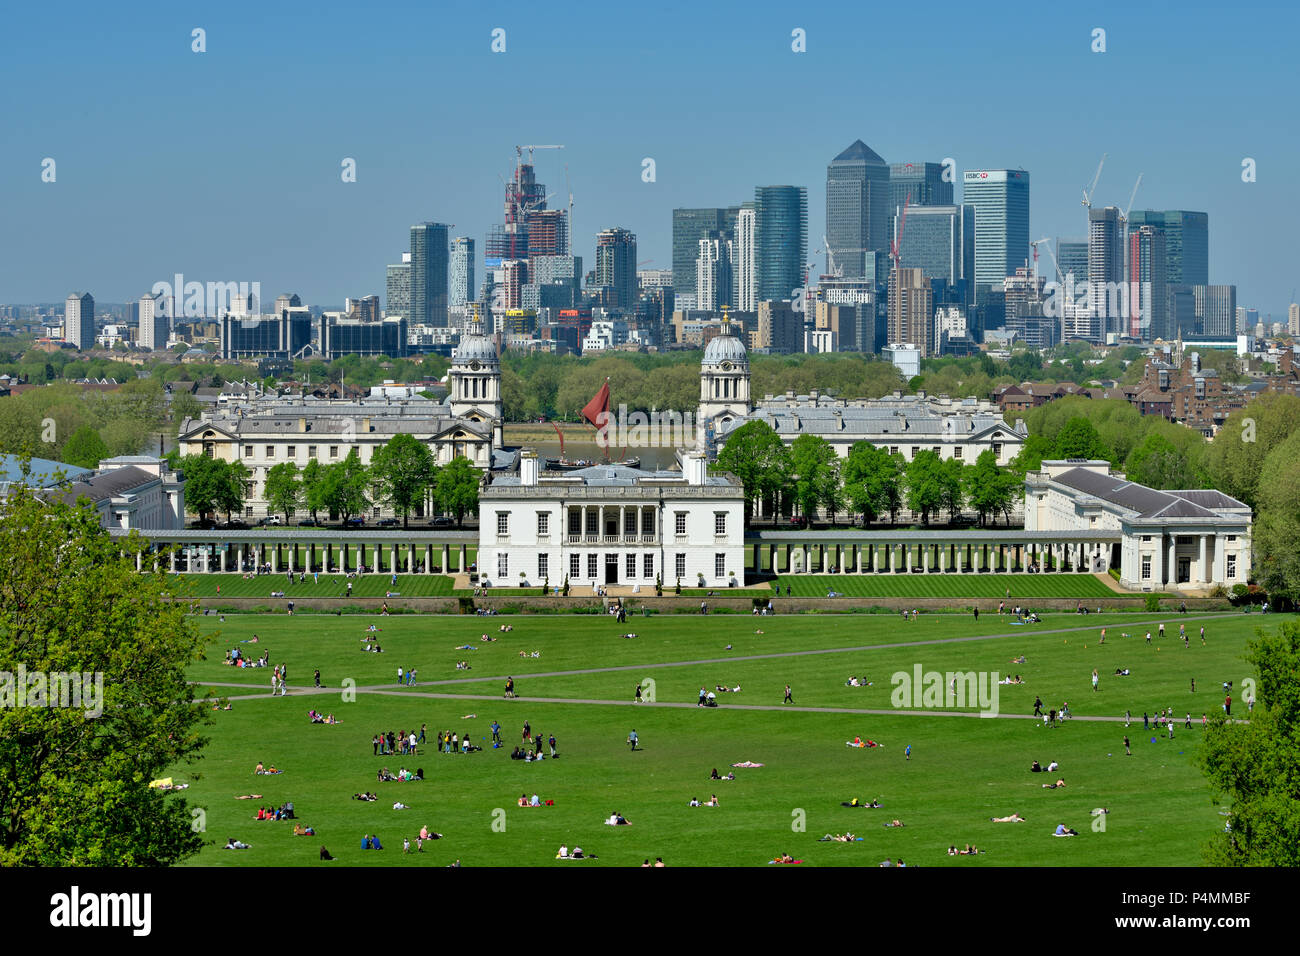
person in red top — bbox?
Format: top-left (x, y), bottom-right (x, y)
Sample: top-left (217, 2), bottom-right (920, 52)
top-left (1224, 695), bottom-right (1231, 717)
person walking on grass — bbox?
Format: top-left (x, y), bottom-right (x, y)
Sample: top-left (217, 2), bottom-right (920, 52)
top-left (1124, 735), bottom-right (1131, 756)
top-left (784, 684), bottom-right (793, 704)
top-left (1092, 669), bottom-right (1099, 692)
top-left (628, 729), bottom-right (638, 751)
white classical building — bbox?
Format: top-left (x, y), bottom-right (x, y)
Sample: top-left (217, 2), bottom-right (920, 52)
top-left (1, 454), bottom-right (186, 531)
top-left (478, 450), bottom-right (746, 590)
top-left (177, 327), bottom-right (505, 520)
top-left (1025, 460), bottom-right (1252, 591)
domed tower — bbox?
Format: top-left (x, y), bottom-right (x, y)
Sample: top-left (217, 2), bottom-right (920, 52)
top-left (697, 320), bottom-right (751, 447)
top-left (448, 326), bottom-right (503, 437)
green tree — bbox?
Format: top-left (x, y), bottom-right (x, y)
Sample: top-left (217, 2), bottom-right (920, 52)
top-left (0, 475), bottom-right (209, 864)
top-left (264, 461), bottom-right (301, 522)
top-left (1202, 395), bottom-right (1300, 510)
top-left (789, 435), bottom-right (838, 525)
top-left (939, 457), bottom-right (965, 522)
top-left (300, 459), bottom-right (326, 523)
top-left (369, 434), bottom-right (436, 529)
top-left (714, 421), bottom-right (792, 523)
top-left (322, 450), bottom-right (370, 522)
top-left (435, 456), bottom-right (480, 528)
top-left (1052, 417), bottom-right (1114, 461)
top-left (177, 454), bottom-right (226, 524)
top-left (841, 442), bottom-right (904, 526)
top-left (905, 450), bottom-right (945, 525)
top-left (1007, 350), bottom-right (1042, 381)
top-left (1253, 431), bottom-right (1300, 605)
top-left (1199, 621), bottom-right (1300, 865)
top-left (218, 460), bottom-right (250, 523)
top-left (59, 424), bottom-right (110, 470)
top-left (170, 392), bottom-right (204, 426)
top-left (964, 450), bottom-right (1017, 527)
top-left (1125, 433), bottom-right (1198, 490)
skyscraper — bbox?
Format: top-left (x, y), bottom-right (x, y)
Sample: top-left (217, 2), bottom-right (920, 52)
top-left (1088, 206), bottom-right (1124, 336)
top-left (1195, 285), bottom-right (1236, 337)
top-left (1127, 211), bottom-right (1208, 286)
top-left (595, 227), bottom-right (637, 309)
top-left (410, 222), bottom-right (451, 327)
top-left (755, 185), bottom-right (808, 302)
top-left (138, 291), bottom-right (168, 350)
top-left (450, 238), bottom-right (475, 309)
top-left (896, 205), bottom-right (974, 295)
top-left (386, 254), bottom-right (410, 318)
top-left (889, 162), bottom-right (955, 214)
top-left (696, 233), bottom-right (734, 312)
top-left (65, 292), bottom-right (94, 350)
top-left (672, 208), bottom-right (739, 300)
top-left (735, 204), bottom-right (757, 312)
top-left (961, 169), bottom-right (1030, 302)
top-left (1289, 302), bottom-right (1299, 335)
top-left (887, 268), bottom-right (933, 357)
top-left (826, 141), bottom-right (890, 278)
top-left (1128, 225), bottom-right (1167, 340)
top-left (1056, 240), bottom-right (1089, 288)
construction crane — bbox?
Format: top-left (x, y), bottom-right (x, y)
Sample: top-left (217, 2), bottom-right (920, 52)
top-left (1081, 153), bottom-right (1107, 212)
top-left (1119, 173), bottom-right (1143, 228)
top-left (516, 144), bottom-right (564, 164)
top-left (1029, 237), bottom-right (1053, 283)
top-left (821, 234), bottom-right (843, 278)
top-left (564, 165), bottom-right (574, 257)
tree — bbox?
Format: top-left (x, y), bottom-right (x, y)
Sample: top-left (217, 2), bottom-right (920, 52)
top-left (1125, 433), bottom-right (1198, 490)
top-left (0, 474), bottom-right (209, 864)
top-left (170, 393), bottom-right (204, 425)
top-left (322, 450), bottom-right (370, 522)
top-left (219, 460), bottom-right (250, 523)
top-left (714, 421), bottom-right (792, 523)
top-left (1052, 417), bottom-right (1113, 461)
top-left (905, 450), bottom-right (945, 525)
top-left (300, 459), bottom-right (326, 523)
top-left (1202, 395), bottom-right (1300, 510)
top-left (1007, 350), bottom-right (1042, 382)
top-left (1199, 621), bottom-right (1300, 865)
top-left (841, 442), bottom-right (903, 526)
top-left (177, 454), bottom-right (226, 524)
top-left (964, 450), bottom-right (1017, 527)
top-left (369, 434), bottom-right (436, 529)
top-left (939, 457), bottom-right (965, 522)
top-left (435, 456), bottom-right (480, 528)
top-left (788, 435), bottom-right (838, 525)
top-left (1253, 431), bottom-right (1300, 605)
top-left (59, 425), bottom-right (110, 470)
top-left (264, 461), bottom-right (301, 523)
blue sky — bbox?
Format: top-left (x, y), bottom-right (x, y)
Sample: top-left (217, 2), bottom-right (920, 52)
top-left (2, 0), bottom-right (1296, 316)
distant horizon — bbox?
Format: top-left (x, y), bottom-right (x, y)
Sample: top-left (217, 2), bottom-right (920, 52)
top-left (2, 0), bottom-right (1294, 314)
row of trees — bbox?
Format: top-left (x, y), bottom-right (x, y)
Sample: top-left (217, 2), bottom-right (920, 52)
top-left (177, 436), bottom-right (481, 528)
top-left (714, 421), bottom-right (1021, 527)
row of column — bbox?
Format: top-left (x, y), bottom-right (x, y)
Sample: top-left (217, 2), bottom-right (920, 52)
top-left (754, 540), bottom-right (1107, 575)
top-left (571, 505), bottom-right (655, 540)
top-left (160, 542), bottom-right (471, 574)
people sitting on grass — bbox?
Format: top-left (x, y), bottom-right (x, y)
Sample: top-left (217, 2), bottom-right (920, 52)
top-left (352, 792), bottom-right (378, 802)
top-left (604, 811), bottom-right (631, 826)
top-left (1114, 668), bottom-right (1131, 676)
top-left (254, 762), bottom-right (282, 775)
top-left (990, 813), bottom-right (1026, 823)
top-left (481, 634), bottom-right (497, 642)
top-left (1053, 824), bottom-right (1078, 837)
top-left (1030, 760), bottom-right (1043, 772)
top-left (224, 838), bottom-right (251, 850)
top-left (1046, 760), bottom-right (1059, 772)
top-left (360, 834), bottom-right (384, 850)
top-left (714, 684), bottom-right (740, 693)
top-left (1011, 655), bottom-right (1027, 664)
top-left (293, 823), bottom-right (316, 836)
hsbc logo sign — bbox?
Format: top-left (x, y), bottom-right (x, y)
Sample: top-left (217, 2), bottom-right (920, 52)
top-left (964, 172), bottom-right (989, 180)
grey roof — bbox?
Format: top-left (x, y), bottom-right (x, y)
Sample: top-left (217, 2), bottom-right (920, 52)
top-left (1168, 489), bottom-right (1249, 511)
top-left (0, 454), bottom-right (92, 488)
top-left (702, 333), bottom-right (748, 366)
top-left (54, 465), bottom-right (158, 506)
top-left (492, 462), bottom-right (735, 489)
top-left (1051, 467), bottom-right (1224, 520)
top-left (720, 402), bottom-right (1020, 442)
top-left (832, 140), bottom-right (886, 165)
top-left (452, 333), bottom-right (498, 365)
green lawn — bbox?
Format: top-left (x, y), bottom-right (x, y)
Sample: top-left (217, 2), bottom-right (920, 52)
top-left (173, 609), bottom-right (1273, 866)
top-left (171, 573), bottom-right (456, 599)
top-left (772, 573), bottom-right (1124, 599)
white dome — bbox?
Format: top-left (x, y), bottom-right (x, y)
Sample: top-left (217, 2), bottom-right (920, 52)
top-left (453, 333), bottom-right (498, 365)
top-left (702, 332), bottom-right (748, 367)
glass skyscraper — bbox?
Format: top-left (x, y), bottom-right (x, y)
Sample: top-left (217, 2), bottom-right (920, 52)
top-left (889, 162), bottom-right (954, 215)
top-left (961, 169), bottom-right (1030, 301)
top-left (386, 260), bottom-right (410, 318)
top-left (672, 207), bottom-right (740, 300)
top-left (826, 141), bottom-right (890, 278)
top-left (896, 204), bottom-right (974, 296)
top-left (595, 227), bottom-right (637, 309)
top-left (755, 185), bottom-right (808, 301)
top-left (1127, 210), bottom-right (1208, 286)
top-left (450, 237), bottom-right (475, 309)
top-left (410, 222), bottom-right (451, 327)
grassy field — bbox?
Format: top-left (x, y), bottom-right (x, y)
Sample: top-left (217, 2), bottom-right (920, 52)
top-left (170, 573), bottom-right (456, 599)
top-left (771, 573), bottom-right (1125, 599)
top-left (173, 608), bottom-right (1276, 866)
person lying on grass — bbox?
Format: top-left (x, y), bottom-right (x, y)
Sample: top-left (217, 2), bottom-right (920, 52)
top-left (884, 819), bottom-right (904, 828)
top-left (990, 813), bottom-right (1026, 823)
top-left (1042, 779), bottom-right (1066, 789)
top-left (819, 833), bottom-right (859, 842)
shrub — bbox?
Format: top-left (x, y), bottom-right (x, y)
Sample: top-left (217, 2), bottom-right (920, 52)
top-left (1144, 594), bottom-right (1160, 613)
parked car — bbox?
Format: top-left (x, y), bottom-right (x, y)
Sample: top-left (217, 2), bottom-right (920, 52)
top-left (376, 517), bottom-right (400, 527)
top-left (344, 516), bottom-right (366, 528)
top-left (431, 516), bottom-right (455, 528)
top-left (298, 517), bottom-right (319, 527)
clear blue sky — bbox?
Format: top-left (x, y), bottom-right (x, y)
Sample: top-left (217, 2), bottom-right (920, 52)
top-left (2, 0), bottom-right (1296, 316)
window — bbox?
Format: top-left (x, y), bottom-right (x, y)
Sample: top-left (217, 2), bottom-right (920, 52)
top-left (1141, 535), bottom-right (1151, 542)
top-left (675, 512), bottom-right (687, 535)
top-left (714, 513), bottom-right (726, 536)
top-left (642, 510), bottom-right (654, 534)
top-left (587, 554), bottom-right (598, 578)
top-left (1141, 556), bottom-right (1151, 580)
top-left (1227, 554), bottom-right (1237, 579)
top-left (715, 554), bottom-right (726, 577)
top-left (954, 446), bottom-right (963, 459)
top-left (932, 446), bottom-right (940, 456)
top-left (911, 447), bottom-right (919, 458)
top-left (537, 512), bottom-right (549, 536)
top-left (570, 553), bottom-right (580, 578)
top-left (244, 445), bottom-right (253, 458)
top-left (496, 512), bottom-right (509, 535)
top-left (624, 511), bottom-right (637, 536)
top-left (330, 446), bottom-right (339, 458)
top-left (643, 554), bottom-right (654, 578)
top-left (889, 446), bottom-right (898, 456)
top-left (287, 445), bottom-right (296, 457)
top-left (245, 506), bottom-right (254, 517)
top-left (308, 445), bottom-right (316, 458)
top-left (266, 445), bottom-right (275, 458)
top-left (626, 553), bottom-right (636, 578)
top-left (537, 554), bottom-right (548, 580)
top-left (993, 442), bottom-right (1003, 459)
top-left (372, 506), bottom-right (381, 517)
top-left (497, 553), bottom-right (508, 577)
top-left (675, 553), bottom-right (686, 579)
